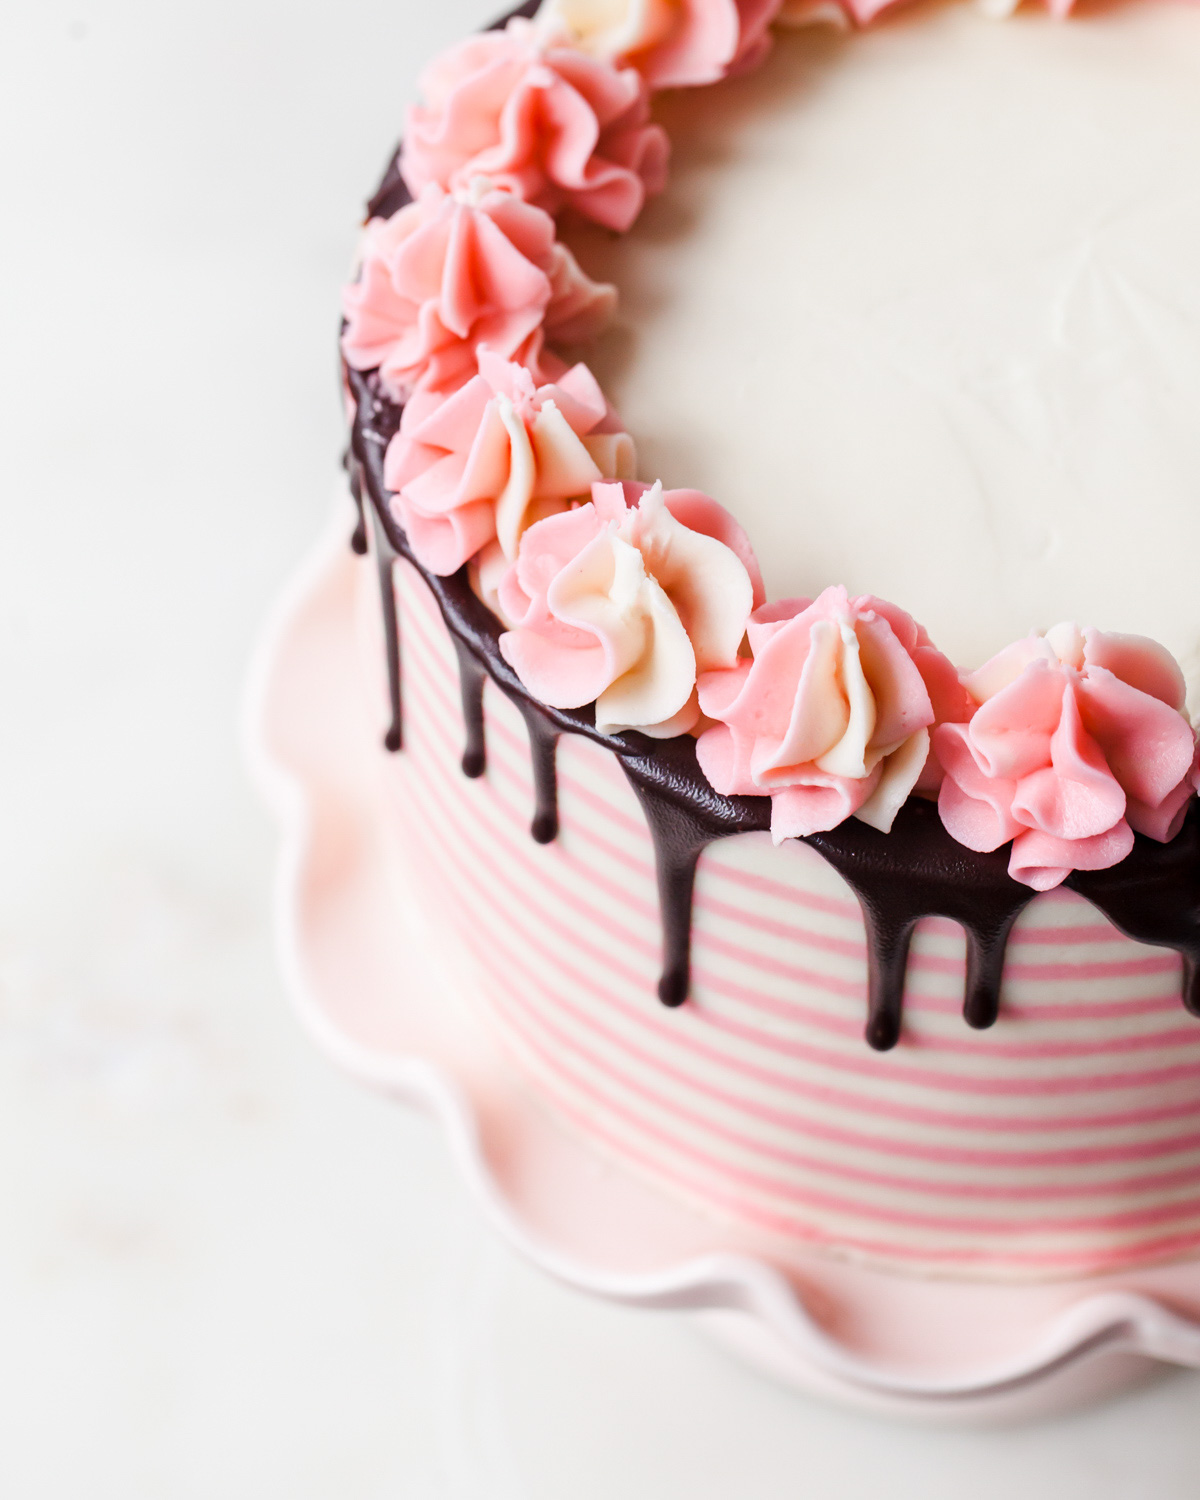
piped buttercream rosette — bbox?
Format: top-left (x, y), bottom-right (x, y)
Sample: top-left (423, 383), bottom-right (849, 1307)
top-left (401, 17), bottom-right (671, 233)
top-left (344, 0), bottom-right (1199, 891)
top-left (341, 179), bottom-right (616, 402)
top-left (497, 480), bottom-right (759, 736)
top-left (384, 350), bottom-right (636, 577)
top-left (934, 624), bottom-right (1199, 891)
top-left (695, 588), bottom-right (972, 840)
top-left (776, 0), bottom-right (1076, 29)
top-left (537, 0), bottom-right (783, 89)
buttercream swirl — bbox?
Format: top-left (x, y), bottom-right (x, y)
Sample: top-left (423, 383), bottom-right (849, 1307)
top-left (341, 0), bottom-right (1197, 888)
top-left (384, 350), bottom-right (636, 577)
top-left (536, 0), bottom-right (782, 89)
top-left (400, 17), bottom-right (671, 232)
top-left (696, 588), bottom-right (972, 840)
top-left (497, 480), bottom-right (756, 736)
top-left (777, 0), bottom-right (1075, 24)
top-left (341, 179), bottom-right (616, 402)
top-left (934, 623), bottom-right (1198, 891)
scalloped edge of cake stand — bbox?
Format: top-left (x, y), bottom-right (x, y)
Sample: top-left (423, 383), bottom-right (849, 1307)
top-left (243, 497), bottom-right (1200, 1423)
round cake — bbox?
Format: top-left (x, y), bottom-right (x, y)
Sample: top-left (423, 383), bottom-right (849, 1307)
top-left (337, 0), bottom-right (1200, 1283)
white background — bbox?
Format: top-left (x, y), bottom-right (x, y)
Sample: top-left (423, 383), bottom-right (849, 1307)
top-left (3, 1), bottom-right (1200, 1494)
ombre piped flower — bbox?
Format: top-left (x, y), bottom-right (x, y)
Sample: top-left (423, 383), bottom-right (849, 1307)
top-left (697, 588), bottom-right (972, 841)
top-left (536, 0), bottom-right (782, 89)
top-left (341, 180), bottom-right (616, 402)
top-left (776, 0), bottom-right (1075, 26)
top-left (400, 18), bottom-right (670, 232)
top-left (934, 624), bottom-right (1198, 891)
top-left (384, 351), bottom-right (636, 577)
top-left (498, 481), bottom-right (757, 736)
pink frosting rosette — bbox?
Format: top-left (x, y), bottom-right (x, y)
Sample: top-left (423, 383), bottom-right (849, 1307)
top-left (536, 0), bottom-right (782, 89)
top-left (400, 18), bottom-right (670, 233)
top-left (384, 350), bottom-right (636, 577)
top-left (777, 0), bottom-right (1073, 24)
top-left (497, 480), bottom-right (759, 736)
top-left (696, 588), bottom-right (972, 841)
top-left (341, 179), bottom-right (616, 402)
top-left (934, 623), bottom-right (1198, 892)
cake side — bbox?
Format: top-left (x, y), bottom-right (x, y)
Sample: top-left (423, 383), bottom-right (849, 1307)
top-left (567, 1), bottom-right (1200, 692)
top-left (334, 0), bottom-right (1200, 1286)
top-left (354, 539), bottom-right (1200, 1281)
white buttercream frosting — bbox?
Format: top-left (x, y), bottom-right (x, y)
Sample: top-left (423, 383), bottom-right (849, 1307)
top-left (566, 1), bottom-right (1200, 703)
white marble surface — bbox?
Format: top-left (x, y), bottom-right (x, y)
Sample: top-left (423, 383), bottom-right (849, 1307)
top-left (3, 1), bottom-right (1200, 1494)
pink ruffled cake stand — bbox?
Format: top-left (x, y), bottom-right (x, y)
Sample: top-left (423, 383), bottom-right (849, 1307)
top-left (245, 499), bottom-right (1200, 1422)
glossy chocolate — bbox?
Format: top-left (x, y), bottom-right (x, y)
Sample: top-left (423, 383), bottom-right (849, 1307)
top-left (344, 26), bottom-right (1200, 1049)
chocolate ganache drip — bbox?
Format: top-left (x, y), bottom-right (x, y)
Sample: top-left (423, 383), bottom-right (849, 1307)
top-left (346, 95), bottom-right (1200, 1053)
top-left (450, 636), bottom-right (488, 781)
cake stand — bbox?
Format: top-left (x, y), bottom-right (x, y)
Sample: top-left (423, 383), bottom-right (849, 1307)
top-left (245, 499), bottom-right (1200, 1422)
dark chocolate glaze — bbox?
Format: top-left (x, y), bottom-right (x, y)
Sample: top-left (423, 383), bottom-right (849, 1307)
top-left (451, 637), bottom-right (489, 780)
top-left (368, 501), bottom-right (403, 753)
top-left (1070, 826), bottom-right (1200, 1018)
top-left (516, 701), bottom-right (561, 844)
top-left (344, 447), bottom-right (368, 556)
top-left (346, 367), bottom-right (1200, 1049)
top-left (345, 23), bottom-right (1200, 1049)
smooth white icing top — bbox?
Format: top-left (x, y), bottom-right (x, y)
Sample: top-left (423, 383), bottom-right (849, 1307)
top-left (567, 1), bottom-right (1200, 702)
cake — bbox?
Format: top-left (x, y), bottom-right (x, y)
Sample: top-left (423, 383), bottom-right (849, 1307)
top-left (336, 0), bottom-right (1200, 1283)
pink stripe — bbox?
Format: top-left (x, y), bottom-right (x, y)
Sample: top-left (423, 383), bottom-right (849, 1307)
top-left (398, 719), bottom-right (1200, 1119)
top-left (396, 579), bottom-right (1200, 1122)
top-left (399, 704), bottom-right (1200, 1143)
top-left (390, 696), bottom-right (1200, 1140)
top-left (408, 668), bottom-right (1188, 1056)
top-left (490, 1015), bottom-right (1200, 1271)
top-left (469, 892), bottom-right (1200, 1192)
top-left (404, 592), bottom-right (1184, 1015)
top-left (691, 920), bottom-right (1182, 1044)
top-left (497, 972), bottom-right (1200, 1207)
top-left (403, 669), bottom-right (666, 931)
top-left (699, 857), bottom-right (859, 920)
top-left (482, 960), bottom-right (1200, 1239)
top-left (1017, 924), bottom-right (1139, 946)
top-left (403, 583), bottom-right (1182, 996)
top-left (696, 890), bottom-right (865, 959)
top-left (694, 965), bottom-right (1196, 1062)
top-left (698, 891), bottom-right (1175, 985)
top-left (400, 751), bottom-right (1200, 1148)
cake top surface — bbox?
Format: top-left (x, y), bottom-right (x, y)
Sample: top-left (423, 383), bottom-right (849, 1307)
top-left (341, 0), bottom-right (1200, 934)
top-left (566, 0), bottom-right (1200, 697)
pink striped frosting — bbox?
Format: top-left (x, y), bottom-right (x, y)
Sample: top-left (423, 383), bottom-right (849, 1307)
top-left (353, 551), bottom-right (1200, 1281)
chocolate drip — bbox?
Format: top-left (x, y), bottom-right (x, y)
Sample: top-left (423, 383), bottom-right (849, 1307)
top-left (346, 452), bottom-right (368, 556)
top-left (516, 701), bottom-right (561, 844)
top-left (962, 908), bottom-right (1031, 1031)
top-left (808, 802), bottom-right (1037, 1046)
top-left (452, 637), bottom-right (488, 779)
top-left (622, 773), bottom-right (722, 1008)
top-left (364, 1), bottom-right (541, 224)
top-left (491, 0), bottom-right (543, 22)
top-left (1070, 820), bottom-right (1200, 1016)
top-left (344, 40), bottom-right (1200, 1045)
top-left (860, 912), bottom-right (915, 1053)
top-left (368, 502), bottom-right (403, 753)
top-left (348, 358), bottom-right (1200, 1048)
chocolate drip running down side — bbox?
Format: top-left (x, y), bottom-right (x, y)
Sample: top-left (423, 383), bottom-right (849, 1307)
top-left (515, 702), bottom-right (561, 845)
top-left (369, 502), bottom-right (403, 753)
top-left (345, 450), bottom-right (368, 557)
top-left (346, 367), bottom-right (1200, 1050)
top-left (346, 116), bottom-right (1200, 1051)
top-left (451, 636), bottom-right (489, 781)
